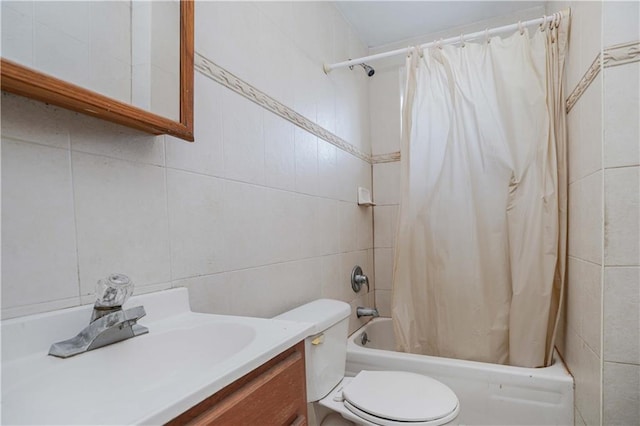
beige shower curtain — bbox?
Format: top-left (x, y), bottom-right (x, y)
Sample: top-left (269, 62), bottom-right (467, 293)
top-left (391, 13), bottom-right (569, 368)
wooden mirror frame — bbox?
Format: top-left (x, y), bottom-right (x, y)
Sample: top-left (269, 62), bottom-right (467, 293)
top-left (1, 0), bottom-right (194, 142)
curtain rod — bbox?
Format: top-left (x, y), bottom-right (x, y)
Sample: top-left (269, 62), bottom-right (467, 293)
top-left (323, 11), bottom-right (566, 74)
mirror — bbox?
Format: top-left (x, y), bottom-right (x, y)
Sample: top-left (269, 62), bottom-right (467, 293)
top-left (0, 0), bottom-right (194, 141)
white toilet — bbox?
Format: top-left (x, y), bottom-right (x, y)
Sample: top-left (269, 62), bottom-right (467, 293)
top-left (275, 299), bottom-right (460, 426)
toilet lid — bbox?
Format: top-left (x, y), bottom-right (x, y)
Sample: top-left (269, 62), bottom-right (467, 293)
top-left (342, 371), bottom-right (459, 424)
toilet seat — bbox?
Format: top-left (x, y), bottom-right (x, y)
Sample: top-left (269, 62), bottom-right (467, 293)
top-left (321, 371), bottom-right (459, 426)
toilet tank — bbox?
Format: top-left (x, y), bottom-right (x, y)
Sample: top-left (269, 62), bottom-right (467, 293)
top-left (274, 299), bottom-right (351, 402)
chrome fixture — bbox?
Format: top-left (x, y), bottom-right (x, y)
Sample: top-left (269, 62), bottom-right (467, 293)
top-left (349, 62), bottom-right (375, 77)
top-left (356, 307), bottom-right (379, 318)
top-left (351, 265), bottom-right (369, 293)
top-left (360, 331), bottom-right (370, 346)
top-left (49, 274), bottom-right (148, 358)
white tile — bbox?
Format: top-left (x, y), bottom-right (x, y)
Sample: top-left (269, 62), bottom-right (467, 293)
top-left (131, 1), bottom-right (151, 68)
top-left (603, 1), bottom-right (640, 47)
top-left (87, 53), bottom-right (131, 104)
top-left (34, 21), bottom-right (89, 89)
top-left (605, 167), bottom-right (640, 265)
top-left (221, 180), bottom-right (268, 271)
top-left (166, 169), bottom-right (226, 280)
top-left (291, 1), bottom-right (325, 64)
top-left (264, 112), bottom-right (295, 191)
top-left (568, 75), bottom-right (602, 183)
top-left (604, 63), bottom-right (640, 168)
top-left (566, 257), bottom-right (602, 355)
top-left (255, 2), bottom-right (293, 40)
top-left (578, 1), bottom-right (603, 80)
top-left (222, 89), bottom-right (265, 185)
top-left (69, 114), bottom-right (165, 167)
top-left (150, 0), bottom-right (180, 74)
top-left (603, 362), bottom-right (640, 426)
top-left (568, 171), bottom-right (603, 264)
top-left (604, 267), bottom-right (640, 364)
top-left (89, 1), bottom-right (131, 64)
top-left (374, 205), bottom-right (399, 249)
top-left (316, 77), bottom-right (336, 135)
top-left (566, 332), bottom-right (602, 426)
top-left (1, 139), bottom-right (79, 309)
top-left (294, 127), bottom-right (318, 195)
top-left (336, 149), bottom-right (358, 203)
top-left (255, 11), bottom-right (294, 107)
top-left (72, 152), bottom-right (171, 295)
top-left (374, 248), bottom-right (394, 291)
top-left (131, 63), bottom-right (152, 111)
top-left (290, 50), bottom-right (319, 123)
top-left (373, 162), bottom-right (401, 205)
top-left (317, 198), bottom-right (341, 256)
top-left (166, 72), bottom-right (224, 177)
top-left (317, 139), bottom-right (339, 199)
top-left (34, 1), bottom-right (89, 43)
top-left (150, 65), bottom-right (180, 121)
top-left (195, 2), bottom-right (260, 85)
top-left (376, 290), bottom-right (392, 317)
top-left (339, 202), bottom-right (359, 253)
top-left (370, 68), bottom-right (402, 155)
top-left (176, 258), bottom-right (322, 318)
top-left (321, 254), bottom-right (350, 301)
top-left (1, 297), bottom-right (81, 320)
top-left (356, 206), bottom-right (374, 251)
top-left (1, 2), bottom-right (33, 67)
top-left (0, 93), bottom-right (70, 149)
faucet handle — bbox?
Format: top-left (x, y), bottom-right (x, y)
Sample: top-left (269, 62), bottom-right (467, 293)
top-left (95, 273), bottom-right (133, 308)
top-left (351, 265), bottom-right (370, 293)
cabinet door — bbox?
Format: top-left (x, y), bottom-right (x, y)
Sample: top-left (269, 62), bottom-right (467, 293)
top-left (168, 341), bottom-right (307, 426)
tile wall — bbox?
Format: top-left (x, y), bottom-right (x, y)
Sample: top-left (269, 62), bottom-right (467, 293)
top-left (1, 2), bottom-right (375, 334)
top-left (557, 3), bottom-right (604, 424)
top-left (601, 3), bottom-right (640, 425)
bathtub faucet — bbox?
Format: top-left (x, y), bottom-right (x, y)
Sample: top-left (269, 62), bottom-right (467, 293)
top-left (356, 306), bottom-right (379, 318)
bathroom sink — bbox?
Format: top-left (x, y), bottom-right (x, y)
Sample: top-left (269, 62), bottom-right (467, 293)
top-left (1, 288), bottom-right (313, 425)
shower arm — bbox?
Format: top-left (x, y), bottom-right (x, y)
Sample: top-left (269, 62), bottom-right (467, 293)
top-left (323, 11), bottom-right (565, 74)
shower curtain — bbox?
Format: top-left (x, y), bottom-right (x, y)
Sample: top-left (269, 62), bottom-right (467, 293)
top-left (391, 14), bottom-right (569, 368)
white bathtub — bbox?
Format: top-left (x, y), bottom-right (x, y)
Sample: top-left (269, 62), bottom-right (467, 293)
top-left (346, 318), bottom-right (574, 426)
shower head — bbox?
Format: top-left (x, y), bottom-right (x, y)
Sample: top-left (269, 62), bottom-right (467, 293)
top-left (349, 62), bottom-right (375, 77)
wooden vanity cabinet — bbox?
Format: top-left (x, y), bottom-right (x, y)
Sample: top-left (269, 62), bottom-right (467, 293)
top-left (167, 341), bottom-right (307, 426)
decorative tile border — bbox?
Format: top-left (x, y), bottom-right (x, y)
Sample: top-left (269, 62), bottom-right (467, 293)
top-left (566, 54), bottom-right (602, 113)
top-left (371, 152), bottom-right (401, 164)
top-left (602, 40), bottom-right (640, 68)
top-left (566, 41), bottom-right (640, 113)
top-left (194, 52), bottom-right (371, 164)
top-left (196, 41), bottom-right (638, 164)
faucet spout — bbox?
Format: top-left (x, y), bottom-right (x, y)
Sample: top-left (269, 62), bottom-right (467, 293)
top-left (356, 306), bottom-right (379, 318)
top-left (49, 306), bottom-right (148, 358)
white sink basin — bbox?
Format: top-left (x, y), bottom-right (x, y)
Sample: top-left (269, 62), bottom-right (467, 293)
top-left (1, 288), bottom-right (313, 425)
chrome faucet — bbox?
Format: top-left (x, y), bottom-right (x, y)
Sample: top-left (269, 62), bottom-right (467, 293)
top-left (49, 274), bottom-right (148, 358)
top-left (356, 306), bottom-right (379, 318)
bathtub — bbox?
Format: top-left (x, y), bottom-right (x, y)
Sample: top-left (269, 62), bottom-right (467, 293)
top-left (346, 318), bottom-right (574, 426)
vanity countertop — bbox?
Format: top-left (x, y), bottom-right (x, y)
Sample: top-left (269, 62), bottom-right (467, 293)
top-left (1, 288), bottom-right (313, 425)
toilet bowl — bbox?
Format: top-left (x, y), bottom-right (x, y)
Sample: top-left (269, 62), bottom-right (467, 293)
top-left (275, 300), bottom-right (460, 426)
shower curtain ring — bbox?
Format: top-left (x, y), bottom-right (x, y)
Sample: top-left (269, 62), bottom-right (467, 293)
top-left (460, 33), bottom-right (465, 47)
top-left (540, 15), bottom-right (547, 32)
top-left (485, 28), bottom-right (490, 43)
top-left (518, 21), bottom-right (524, 35)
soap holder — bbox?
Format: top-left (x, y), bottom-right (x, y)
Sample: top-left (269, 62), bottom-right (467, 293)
top-left (357, 187), bottom-right (376, 206)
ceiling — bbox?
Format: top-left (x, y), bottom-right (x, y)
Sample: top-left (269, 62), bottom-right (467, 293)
top-left (334, 1), bottom-right (546, 48)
